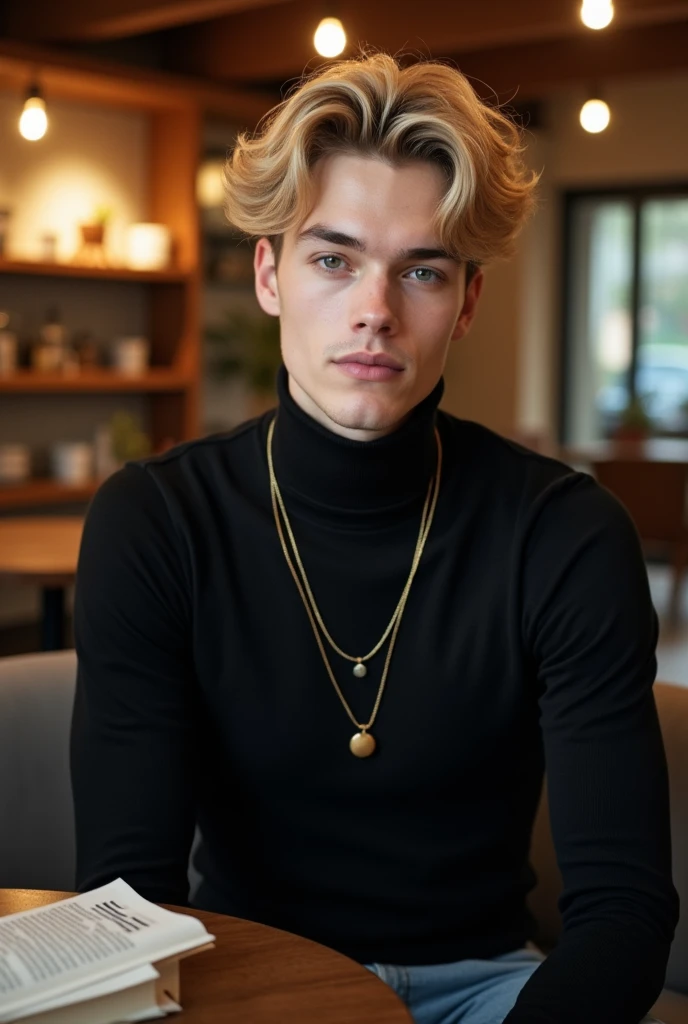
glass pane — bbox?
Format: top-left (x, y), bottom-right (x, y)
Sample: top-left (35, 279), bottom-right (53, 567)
top-left (566, 199), bottom-right (634, 442)
top-left (637, 198), bottom-right (688, 433)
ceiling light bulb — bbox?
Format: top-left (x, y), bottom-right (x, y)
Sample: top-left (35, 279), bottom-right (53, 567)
top-left (580, 0), bottom-right (614, 30)
top-left (580, 98), bottom-right (611, 133)
top-left (314, 17), bottom-right (346, 58)
top-left (19, 86), bottom-right (48, 141)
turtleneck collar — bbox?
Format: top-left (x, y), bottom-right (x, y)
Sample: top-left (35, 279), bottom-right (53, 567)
top-left (270, 364), bottom-right (443, 516)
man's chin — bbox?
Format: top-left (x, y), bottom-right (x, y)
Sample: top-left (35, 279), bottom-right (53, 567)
top-left (323, 398), bottom-right (412, 438)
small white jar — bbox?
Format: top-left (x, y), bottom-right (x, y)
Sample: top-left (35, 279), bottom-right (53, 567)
top-left (51, 442), bottom-right (94, 485)
top-left (112, 336), bottom-right (150, 376)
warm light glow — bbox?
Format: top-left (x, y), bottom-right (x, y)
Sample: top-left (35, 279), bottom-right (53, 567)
top-left (196, 158), bottom-right (225, 208)
top-left (19, 95), bottom-right (48, 141)
top-left (314, 17), bottom-right (346, 58)
top-left (126, 223), bottom-right (171, 270)
top-left (580, 98), bottom-right (611, 133)
top-left (580, 0), bottom-right (614, 30)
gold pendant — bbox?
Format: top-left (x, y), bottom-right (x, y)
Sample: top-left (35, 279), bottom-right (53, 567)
top-left (350, 731), bottom-right (376, 758)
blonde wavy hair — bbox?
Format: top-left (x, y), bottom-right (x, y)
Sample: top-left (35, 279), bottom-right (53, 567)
top-left (223, 53), bottom-right (538, 271)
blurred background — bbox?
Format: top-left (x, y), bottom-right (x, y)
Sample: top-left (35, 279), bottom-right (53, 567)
top-left (0, 0), bottom-right (687, 666)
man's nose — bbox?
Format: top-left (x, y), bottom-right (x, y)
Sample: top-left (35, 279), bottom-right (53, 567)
top-left (350, 273), bottom-right (399, 335)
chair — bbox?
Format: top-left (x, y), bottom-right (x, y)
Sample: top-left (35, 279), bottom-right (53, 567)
top-left (0, 650), bottom-right (77, 891)
top-left (0, 649), bottom-right (203, 897)
top-left (528, 681), bottom-right (688, 1023)
top-left (1, 652), bottom-right (686, 1020)
top-left (592, 459), bottom-right (688, 624)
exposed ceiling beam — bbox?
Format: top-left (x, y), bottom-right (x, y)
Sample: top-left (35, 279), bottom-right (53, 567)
top-left (173, 0), bottom-right (688, 84)
top-left (453, 20), bottom-right (688, 102)
top-left (0, 38), bottom-right (277, 124)
top-left (4, 0), bottom-right (295, 43)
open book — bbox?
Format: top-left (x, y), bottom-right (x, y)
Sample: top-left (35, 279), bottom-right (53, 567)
top-left (0, 879), bottom-right (215, 1024)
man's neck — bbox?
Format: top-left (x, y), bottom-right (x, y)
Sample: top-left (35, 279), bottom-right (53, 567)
top-left (287, 373), bottom-right (410, 443)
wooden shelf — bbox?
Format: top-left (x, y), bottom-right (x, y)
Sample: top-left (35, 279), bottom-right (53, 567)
top-left (0, 479), bottom-right (100, 510)
top-left (0, 51), bottom-right (203, 509)
top-left (0, 257), bottom-right (190, 284)
top-left (0, 369), bottom-right (190, 393)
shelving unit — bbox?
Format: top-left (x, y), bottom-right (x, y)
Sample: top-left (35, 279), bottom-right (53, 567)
top-left (0, 480), bottom-right (100, 509)
top-left (0, 257), bottom-right (192, 284)
top-left (0, 53), bottom-right (211, 511)
top-left (0, 369), bottom-right (189, 393)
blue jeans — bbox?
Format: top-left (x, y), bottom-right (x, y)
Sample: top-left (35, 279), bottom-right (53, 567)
top-left (364, 947), bottom-right (663, 1024)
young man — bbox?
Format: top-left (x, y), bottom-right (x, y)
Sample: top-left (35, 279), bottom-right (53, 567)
top-left (71, 54), bottom-right (678, 1023)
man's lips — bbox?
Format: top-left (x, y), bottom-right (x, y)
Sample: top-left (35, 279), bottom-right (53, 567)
top-left (333, 354), bottom-right (404, 382)
top-left (333, 353), bottom-right (404, 371)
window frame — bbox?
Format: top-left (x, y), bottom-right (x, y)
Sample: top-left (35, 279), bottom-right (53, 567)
top-left (559, 180), bottom-right (688, 442)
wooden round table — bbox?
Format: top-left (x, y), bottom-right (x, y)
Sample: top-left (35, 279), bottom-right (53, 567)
top-left (0, 516), bottom-right (84, 650)
top-left (0, 890), bottom-right (413, 1023)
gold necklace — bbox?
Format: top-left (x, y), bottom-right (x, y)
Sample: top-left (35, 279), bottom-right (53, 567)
top-left (267, 415), bottom-right (442, 758)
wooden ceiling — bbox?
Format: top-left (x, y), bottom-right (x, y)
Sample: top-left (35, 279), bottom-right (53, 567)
top-left (3, 0), bottom-right (688, 103)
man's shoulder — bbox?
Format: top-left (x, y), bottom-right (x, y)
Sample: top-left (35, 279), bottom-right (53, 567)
top-left (89, 411), bottom-right (271, 529)
top-left (438, 411), bottom-right (631, 543)
top-left (439, 411), bottom-right (580, 497)
top-left (135, 411), bottom-right (270, 478)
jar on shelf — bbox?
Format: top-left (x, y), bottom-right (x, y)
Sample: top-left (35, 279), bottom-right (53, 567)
top-left (112, 336), bottom-right (150, 376)
top-left (0, 444), bottom-right (31, 484)
top-left (32, 307), bottom-right (68, 372)
top-left (0, 330), bottom-right (18, 375)
top-left (50, 442), bottom-right (94, 485)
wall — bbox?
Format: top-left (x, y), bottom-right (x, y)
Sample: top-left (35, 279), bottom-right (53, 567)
top-left (440, 72), bottom-right (688, 439)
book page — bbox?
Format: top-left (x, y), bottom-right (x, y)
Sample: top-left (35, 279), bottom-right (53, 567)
top-left (10, 972), bottom-right (167, 1024)
top-left (11, 965), bottom-right (160, 1018)
top-left (0, 880), bottom-right (213, 1021)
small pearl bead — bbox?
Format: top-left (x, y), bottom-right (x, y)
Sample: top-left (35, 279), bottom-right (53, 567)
top-left (353, 662), bottom-right (367, 678)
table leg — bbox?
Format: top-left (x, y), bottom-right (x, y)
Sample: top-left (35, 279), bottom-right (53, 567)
top-left (41, 587), bottom-right (65, 651)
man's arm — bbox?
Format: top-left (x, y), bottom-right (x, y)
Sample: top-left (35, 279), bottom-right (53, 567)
top-left (71, 463), bottom-right (197, 906)
top-left (504, 473), bottom-right (679, 1024)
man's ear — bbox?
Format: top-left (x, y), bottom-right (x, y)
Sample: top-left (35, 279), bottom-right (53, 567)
top-left (254, 237), bottom-right (280, 316)
top-left (451, 268), bottom-right (484, 342)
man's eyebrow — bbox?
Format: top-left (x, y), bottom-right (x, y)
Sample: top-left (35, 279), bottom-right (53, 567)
top-left (297, 225), bottom-right (459, 264)
top-left (297, 225), bottom-right (365, 250)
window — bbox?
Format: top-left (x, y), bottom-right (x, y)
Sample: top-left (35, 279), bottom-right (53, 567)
top-left (561, 186), bottom-right (688, 443)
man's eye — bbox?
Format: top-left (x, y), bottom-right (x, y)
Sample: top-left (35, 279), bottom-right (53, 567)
top-left (410, 267), bottom-right (439, 283)
top-left (319, 255), bottom-right (344, 271)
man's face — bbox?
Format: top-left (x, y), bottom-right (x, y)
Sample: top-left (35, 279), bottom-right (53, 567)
top-left (254, 153), bottom-right (483, 441)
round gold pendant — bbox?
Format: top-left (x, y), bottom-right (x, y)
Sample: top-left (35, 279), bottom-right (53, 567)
top-left (350, 731), bottom-right (376, 758)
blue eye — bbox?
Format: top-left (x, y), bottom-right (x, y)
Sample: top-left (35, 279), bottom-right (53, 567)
top-left (319, 255), bottom-right (344, 271)
top-left (410, 267), bottom-right (440, 283)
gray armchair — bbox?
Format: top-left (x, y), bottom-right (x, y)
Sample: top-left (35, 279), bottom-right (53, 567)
top-left (0, 650), bottom-right (77, 891)
top-left (0, 649), bottom-right (203, 897)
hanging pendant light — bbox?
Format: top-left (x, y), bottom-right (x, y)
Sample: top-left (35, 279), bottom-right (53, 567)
top-left (314, 17), bottom-right (346, 58)
top-left (580, 0), bottom-right (614, 30)
top-left (19, 83), bottom-right (48, 141)
top-left (580, 97), bottom-right (611, 133)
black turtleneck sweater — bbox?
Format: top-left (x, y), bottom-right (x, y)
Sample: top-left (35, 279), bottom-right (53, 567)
top-left (71, 367), bottom-right (678, 1023)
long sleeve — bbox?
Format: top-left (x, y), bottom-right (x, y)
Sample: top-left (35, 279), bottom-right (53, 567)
top-left (71, 463), bottom-right (197, 906)
top-left (504, 474), bottom-right (680, 1023)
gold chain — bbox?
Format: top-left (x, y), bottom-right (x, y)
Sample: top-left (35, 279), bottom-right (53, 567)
top-left (269, 421), bottom-right (438, 665)
top-left (267, 415), bottom-right (442, 733)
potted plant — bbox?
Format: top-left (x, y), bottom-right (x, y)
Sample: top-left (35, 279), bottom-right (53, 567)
top-left (75, 205), bottom-right (112, 266)
top-left (80, 205), bottom-right (111, 246)
top-left (110, 411), bottom-right (151, 464)
top-left (612, 395), bottom-right (653, 441)
top-left (205, 309), bottom-right (281, 417)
